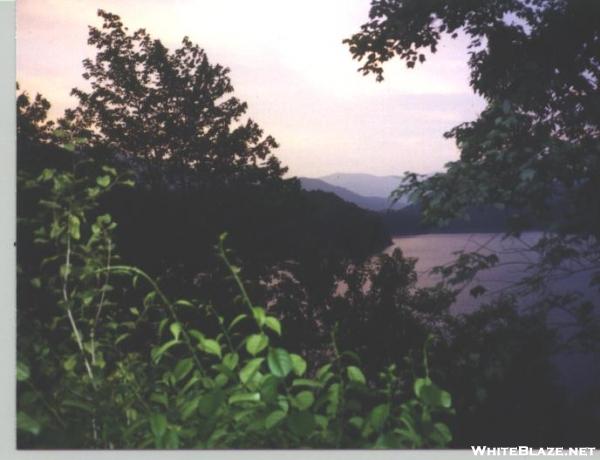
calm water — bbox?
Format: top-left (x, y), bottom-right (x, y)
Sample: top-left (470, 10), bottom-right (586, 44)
top-left (389, 232), bottom-right (600, 397)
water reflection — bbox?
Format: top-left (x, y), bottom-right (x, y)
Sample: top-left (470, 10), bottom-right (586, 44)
top-left (389, 232), bottom-right (600, 396)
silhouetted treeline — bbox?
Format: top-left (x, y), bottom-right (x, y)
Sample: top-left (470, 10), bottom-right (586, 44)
top-left (17, 5), bottom-right (600, 447)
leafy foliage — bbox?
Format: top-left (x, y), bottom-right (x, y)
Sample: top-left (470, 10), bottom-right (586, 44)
top-left (17, 142), bottom-right (453, 448)
top-left (18, 6), bottom-right (599, 449)
top-left (346, 0), bottom-right (600, 347)
top-left (68, 10), bottom-right (285, 187)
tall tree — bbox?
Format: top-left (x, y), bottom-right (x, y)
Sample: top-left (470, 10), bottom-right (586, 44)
top-left (346, 0), bottom-right (600, 346)
top-left (70, 10), bottom-right (285, 186)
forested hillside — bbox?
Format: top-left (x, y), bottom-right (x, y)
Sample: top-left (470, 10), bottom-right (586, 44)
top-left (16, 3), bottom-right (600, 450)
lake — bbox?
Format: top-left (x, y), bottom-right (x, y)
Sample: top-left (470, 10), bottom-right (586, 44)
top-left (388, 232), bottom-right (600, 398)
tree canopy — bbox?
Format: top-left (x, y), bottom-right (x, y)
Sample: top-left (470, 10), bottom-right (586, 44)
top-left (346, 0), bottom-right (600, 345)
top-left (346, 0), bottom-right (600, 237)
top-left (69, 10), bottom-right (285, 186)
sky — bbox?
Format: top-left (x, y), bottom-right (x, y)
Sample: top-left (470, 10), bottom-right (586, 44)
top-left (17, 0), bottom-right (486, 178)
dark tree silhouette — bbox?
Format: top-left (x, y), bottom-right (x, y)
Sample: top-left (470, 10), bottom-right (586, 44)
top-left (16, 84), bottom-right (55, 144)
top-left (347, 0), bottom-right (600, 345)
top-left (70, 10), bottom-right (285, 187)
top-left (346, 0), bottom-right (600, 237)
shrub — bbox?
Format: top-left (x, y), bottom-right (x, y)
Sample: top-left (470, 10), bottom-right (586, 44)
top-left (17, 146), bottom-right (453, 449)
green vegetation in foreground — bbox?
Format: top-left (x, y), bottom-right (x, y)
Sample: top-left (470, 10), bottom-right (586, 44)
top-left (17, 149), bottom-right (453, 448)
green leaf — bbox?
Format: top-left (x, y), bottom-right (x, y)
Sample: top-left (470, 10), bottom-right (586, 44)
top-left (349, 416), bottom-right (364, 430)
top-left (114, 332), bottom-right (130, 346)
top-left (277, 396), bottom-right (290, 414)
top-left (169, 322), bottom-right (182, 341)
top-left (440, 389), bottom-right (452, 408)
top-left (39, 199), bottom-right (61, 210)
top-left (173, 358), bottom-right (194, 382)
top-left (369, 404), bottom-right (390, 432)
top-left (316, 363), bottom-right (332, 381)
top-left (143, 291), bottom-right (156, 308)
top-left (150, 393), bottom-right (169, 408)
top-left (246, 334), bottom-right (269, 356)
top-left (315, 415), bottom-right (328, 430)
top-left (290, 354), bottom-right (307, 376)
top-left (228, 392), bottom-right (260, 404)
top-left (431, 422), bottom-right (453, 446)
top-left (96, 175), bottom-right (111, 187)
top-left (413, 377), bottom-right (429, 398)
top-left (265, 410), bottom-right (286, 429)
top-left (223, 352), bottom-right (239, 370)
top-left (17, 361), bottom-right (30, 381)
top-left (17, 411), bottom-right (41, 435)
top-left (68, 214), bottom-right (80, 240)
top-left (251, 307), bottom-right (266, 327)
top-left (149, 413), bottom-right (167, 439)
top-left (265, 316), bottom-right (282, 335)
top-left (181, 375), bottom-right (200, 394)
top-left (293, 391), bottom-right (315, 410)
top-left (188, 329), bottom-right (204, 343)
top-left (260, 374), bottom-right (280, 402)
top-left (199, 338), bottom-right (222, 358)
top-left (287, 411), bottom-right (316, 437)
top-left (164, 429), bottom-right (179, 449)
top-left (101, 165), bottom-right (117, 176)
top-left (63, 355), bottom-right (77, 371)
top-left (267, 347), bottom-right (293, 378)
top-left (198, 389), bottom-right (225, 416)
top-left (228, 313), bottom-right (247, 330)
top-left (151, 339), bottom-right (180, 364)
top-left (414, 378), bottom-right (452, 408)
top-left (180, 397), bottom-right (200, 421)
top-left (326, 383), bottom-right (340, 413)
top-left (50, 221), bottom-right (63, 239)
top-left (232, 408), bottom-right (256, 424)
top-left (347, 366), bottom-right (366, 385)
top-left (96, 213), bottom-right (112, 224)
top-left (291, 378), bottom-right (323, 389)
top-left (174, 299), bottom-right (194, 308)
top-left (239, 358), bottom-right (264, 384)
top-left (212, 363), bottom-right (235, 380)
top-left (37, 168), bottom-right (54, 181)
top-left (62, 399), bottom-right (95, 413)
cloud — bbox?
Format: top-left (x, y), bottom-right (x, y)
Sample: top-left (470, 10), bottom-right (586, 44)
top-left (17, 0), bottom-right (484, 176)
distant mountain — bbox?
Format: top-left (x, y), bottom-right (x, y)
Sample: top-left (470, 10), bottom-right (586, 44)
top-left (299, 177), bottom-right (398, 211)
top-left (319, 173), bottom-right (404, 200)
top-left (299, 172), bottom-right (524, 234)
top-left (382, 204), bottom-right (511, 235)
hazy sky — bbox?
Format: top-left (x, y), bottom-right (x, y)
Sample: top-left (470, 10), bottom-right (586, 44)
top-left (17, 0), bottom-right (485, 177)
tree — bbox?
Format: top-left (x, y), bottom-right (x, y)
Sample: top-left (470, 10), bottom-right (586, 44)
top-left (69, 10), bottom-right (285, 187)
top-left (17, 84), bottom-right (55, 144)
top-left (346, 0), bottom-right (600, 345)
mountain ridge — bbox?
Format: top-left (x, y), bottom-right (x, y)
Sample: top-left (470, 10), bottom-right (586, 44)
top-left (298, 172), bottom-right (510, 234)
top-left (299, 177), bottom-right (399, 211)
top-left (319, 173), bottom-right (404, 198)
top-left (299, 173), bottom-right (409, 211)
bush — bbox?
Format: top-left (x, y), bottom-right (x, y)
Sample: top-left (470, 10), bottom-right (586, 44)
top-left (17, 147), bottom-right (453, 449)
